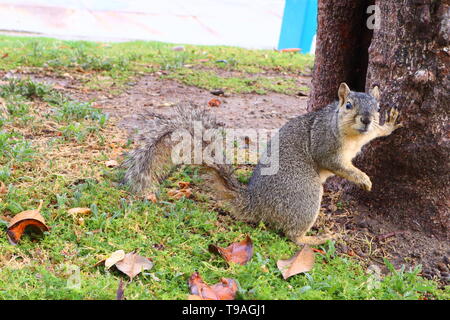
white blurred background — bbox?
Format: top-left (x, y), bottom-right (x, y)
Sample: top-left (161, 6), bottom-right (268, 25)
top-left (0, 0), bottom-right (285, 48)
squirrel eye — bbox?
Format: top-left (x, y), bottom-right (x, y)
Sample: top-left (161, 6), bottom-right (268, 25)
top-left (345, 102), bottom-right (352, 110)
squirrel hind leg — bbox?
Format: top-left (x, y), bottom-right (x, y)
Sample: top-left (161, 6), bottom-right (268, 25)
top-left (287, 211), bottom-right (337, 246)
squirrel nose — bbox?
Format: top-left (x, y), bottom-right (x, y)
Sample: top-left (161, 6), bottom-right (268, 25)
top-left (361, 117), bottom-right (371, 125)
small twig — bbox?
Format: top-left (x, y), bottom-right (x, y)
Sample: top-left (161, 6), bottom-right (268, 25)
top-left (376, 231), bottom-right (404, 241)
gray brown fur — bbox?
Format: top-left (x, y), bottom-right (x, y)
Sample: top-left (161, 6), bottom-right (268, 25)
top-left (122, 105), bottom-right (242, 196)
top-left (122, 83), bottom-right (402, 245)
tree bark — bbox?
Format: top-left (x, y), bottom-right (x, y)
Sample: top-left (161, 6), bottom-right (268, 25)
top-left (310, 0), bottom-right (449, 238)
top-left (359, 0), bottom-right (449, 239)
top-left (308, 0), bottom-right (373, 112)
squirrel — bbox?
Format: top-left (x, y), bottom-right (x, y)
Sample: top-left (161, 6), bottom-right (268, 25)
top-left (122, 83), bottom-right (402, 245)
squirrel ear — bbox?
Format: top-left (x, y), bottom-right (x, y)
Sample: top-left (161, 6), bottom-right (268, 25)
top-left (370, 86), bottom-right (380, 101)
top-left (338, 82), bottom-right (350, 105)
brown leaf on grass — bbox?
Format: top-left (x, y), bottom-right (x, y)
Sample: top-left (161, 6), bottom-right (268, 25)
top-left (179, 188), bottom-right (192, 198)
top-left (210, 278), bottom-right (239, 300)
top-left (67, 207), bottom-right (92, 216)
top-left (146, 193), bottom-right (157, 203)
top-left (105, 250), bottom-right (126, 269)
top-left (209, 235), bottom-right (253, 265)
top-left (167, 188), bottom-right (192, 200)
top-left (1, 53), bottom-right (8, 59)
top-left (277, 245), bottom-right (315, 280)
top-left (167, 180), bottom-right (192, 200)
top-left (188, 272), bottom-right (218, 300)
top-left (188, 272), bottom-right (238, 300)
top-left (177, 181), bottom-right (190, 189)
top-left (0, 181), bottom-right (7, 194)
top-left (208, 98), bottom-right (221, 107)
top-left (114, 251), bottom-right (154, 280)
top-left (7, 201), bottom-right (49, 245)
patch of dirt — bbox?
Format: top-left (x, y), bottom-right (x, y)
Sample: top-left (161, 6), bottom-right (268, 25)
top-left (69, 74), bottom-right (309, 132)
top-left (319, 184), bottom-right (450, 285)
top-left (4, 70), bottom-right (448, 285)
top-left (348, 201), bottom-right (450, 283)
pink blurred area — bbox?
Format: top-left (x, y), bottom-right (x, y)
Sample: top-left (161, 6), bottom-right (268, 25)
top-left (0, 0), bottom-right (285, 48)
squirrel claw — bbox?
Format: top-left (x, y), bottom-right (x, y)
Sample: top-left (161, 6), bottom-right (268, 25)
top-left (381, 108), bottom-right (402, 135)
top-left (362, 183), bottom-right (372, 192)
top-left (386, 107), bottom-right (400, 124)
top-left (357, 174), bottom-right (372, 191)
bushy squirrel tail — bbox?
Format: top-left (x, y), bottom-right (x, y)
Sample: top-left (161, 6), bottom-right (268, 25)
top-left (122, 105), bottom-right (244, 205)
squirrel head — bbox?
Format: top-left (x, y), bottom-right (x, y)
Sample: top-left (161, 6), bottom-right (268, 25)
top-left (337, 82), bottom-right (381, 136)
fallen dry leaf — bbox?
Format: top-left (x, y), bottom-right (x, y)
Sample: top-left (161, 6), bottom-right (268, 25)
top-left (188, 272), bottom-right (217, 300)
top-left (277, 245), bottom-right (315, 280)
top-left (177, 181), bottom-right (190, 189)
top-left (209, 278), bottom-right (239, 300)
top-left (146, 193), bottom-right (158, 203)
top-left (7, 201), bottom-right (49, 245)
top-left (105, 160), bottom-right (119, 168)
top-left (0, 181), bottom-right (7, 195)
top-left (188, 272), bottom-right (238, 300)
top-left (68, 207), bottom-right (92, 216)
top-left (168, 188), bottom-right (192, 200)
top-left (114, 251), bottom-right (154, 280)
top-left (208, 98), bottom-right (221, 107)
top-left (209, 235), bottom-right (253, 265)
top-left (105, 250), bottom-right (126, 269)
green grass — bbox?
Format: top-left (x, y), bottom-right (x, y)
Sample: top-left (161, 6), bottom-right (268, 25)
top-left (0, 76), bottom-right (450, 299)
top-left (0, 38), bottom-right (448, 300)
top-left (163, 68), bottom-right (307, 94)
top-left (0, 35), bottom-right (313, 94)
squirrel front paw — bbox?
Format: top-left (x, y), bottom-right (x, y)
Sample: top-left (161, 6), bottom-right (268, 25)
top-left (383, 107), bottom-right (403, 135)
top-left (357, 173), bottom-right (372, 191)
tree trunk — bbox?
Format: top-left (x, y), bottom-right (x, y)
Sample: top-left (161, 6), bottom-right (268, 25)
top-left (308, 0), bottom-right (373, 112)
top-left (310, 0), bottom-right (449, 239)
top-left (360, 0), bottom-right (449, 239)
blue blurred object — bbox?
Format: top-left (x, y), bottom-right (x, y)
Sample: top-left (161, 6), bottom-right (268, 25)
top-left (278, 0), bottom-right (318, 54)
